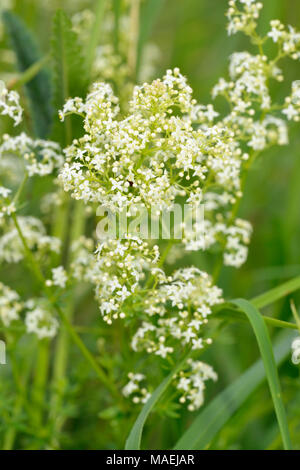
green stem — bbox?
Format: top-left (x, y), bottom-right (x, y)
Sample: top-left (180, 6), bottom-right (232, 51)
top-left (31, 339), bottom-right (50, 427)
top-left (11, 213), bottom-right (118, 398)
top-left (85, 0), bottom-right (107, 77)
top-left (128, 0), bottom-right (140, 80)
top-left (13, 173), bottom-right (28, 205)
top-left (53, 302), bottom-right (118, 398)
top-left (263, 316), bottom-right (298, 331)
top-left (290, 300), bottom-right (300, 333)
top-left (2, 339), bottom-right (36, 449)
top-left (50, 201), bottom-right (86, 444)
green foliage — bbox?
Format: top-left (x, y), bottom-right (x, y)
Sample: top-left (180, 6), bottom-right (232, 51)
top-left (232, 299), bottom-right (292, 450)
top-left (136, 0), bottom-right (165, 79)
top-left (125, 352), bottom-right (189, 450)
top-left (174, 331), bottom-right (292, 450)
top-left (50, 10), bottom-right (88, 145)
top-left (2, 10), bottom-right (53, 138)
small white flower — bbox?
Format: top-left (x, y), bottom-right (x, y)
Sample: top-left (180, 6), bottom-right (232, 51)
top-left (0, 80), bottom-right (23, 125)
top-left (291, 337), bottom-right (300, 365)
top-left (51, 266), bottom-right (68, 288)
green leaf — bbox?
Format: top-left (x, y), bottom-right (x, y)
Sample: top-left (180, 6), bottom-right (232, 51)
top-left (3, 10), bottom-right (53, 138)
top-left (251, 275), bottom-right (300, 309)
top-left (174, 330), bottom-right (292, 450)
top-left (125, 353), bottom-right (188, 450)
top-left (136, 0), bottom-right (165, 79)
top-left (50, 10), bottom-right (88, 145)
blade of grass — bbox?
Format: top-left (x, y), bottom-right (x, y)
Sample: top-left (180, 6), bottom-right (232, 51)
top-left (232, 299), bottom-right (292, 450)
top-left (290, 300), bottom-right (300, 332)
top-left (174, 330), bottom-right (292, 450)
top-left (215, 274), bottom-right (300, 318)
top-left (214, 304), bottom-right (298, 331)
top-left (125, 351), bottom-right (189, 450)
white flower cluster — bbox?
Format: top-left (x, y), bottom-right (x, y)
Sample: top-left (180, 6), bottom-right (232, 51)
top-left (56, 0), bottom-right (300, 410)
top-left (174, 359), bottom-right (218, 411)
top-left (218, 218), bottom-right (252, 268)
top-left (0, 216), bottom-right (60, 263)
top-left (184, 195), bottom-right (252, 267)
top-left (226, 1), bottom-right (263, 37)
top-left (122, 372), bottom-right (150, 404)
top-left (46, 266), bottom-right (68, 289)
top-left (283, 81), bottom-right (300, 121)
top-left (0, 133), bottom-right (64, 176)
top-left (0, 282), bottom-right (22, 326)
top-left (131, 268), bottom-right (222, 358)
top-left (58, 70), bottom-right (244, 214)
top-left (0, 283), bottom-right (58, 340)
top-left (94, 236), bottom-right (159, 323)
top-left (0, 80), bottom-right (23, 126)
top-left (291, 337), bottom-right (300, 365)
top-left (267, 20), bottom-right (300, 59)
top-left (0, 186), bottom-right (16, 219)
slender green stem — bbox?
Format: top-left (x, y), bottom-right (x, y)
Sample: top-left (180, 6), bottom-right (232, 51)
top-left (11, 213), bottom-right (118, 398)
top-left (113, 0), bottom-right (120, 53)
top-left (31, 339), bottom-right (50, 427)
top-left (128, 0), bottom-right (140, 80)
top-left (290, 300), bottom-right (300, 333)
top-left (85, 0), bottom-right (107, 77)
top-left (13, 173), bottom-right (28, 205)
top-left (53, 302), bottom-right (118, 398)
top-left (263, 316), bottom-right (298, 331)
top-left (11, 213), bottom-right (45, 286)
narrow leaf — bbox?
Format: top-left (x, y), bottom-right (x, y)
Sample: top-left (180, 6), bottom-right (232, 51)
top-left (232, 299), bottom-right (292, 450)
top-left (125, 353), bottom-right (188, 450)
top-left (3, 10), bottom-right (53, 138)
top-left (174, 330), bottom-right (292, 450)
top-left (252, 275), bottom-right (300, 309)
